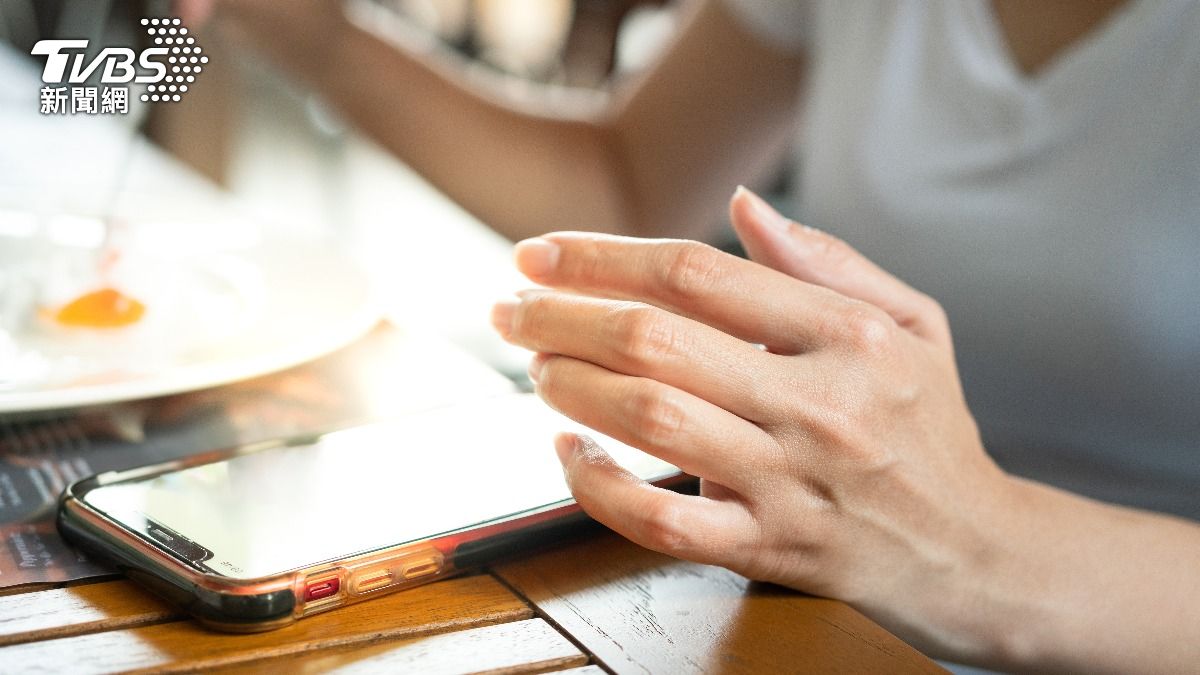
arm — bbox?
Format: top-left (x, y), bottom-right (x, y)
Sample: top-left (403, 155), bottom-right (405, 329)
top-left (973, 476), bottom-right (1200, 672)
top-left (487, 188), bottom-right (1200, 672)
top-left (186, 0), bottom-right (804, 241)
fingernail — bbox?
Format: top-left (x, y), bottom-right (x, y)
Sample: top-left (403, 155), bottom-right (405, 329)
top-left (554, 433), bottom-right (578, 464)
top-left (736, 186), bottom-right (791, 234)
top-left (527, 353), bottom-right (546, 383)
top-left (490, 298), bottom-right (518, 339)
top-left (514, 238), bottom-right (560, 279)
top-left (515, 288), bottom-right (549, 300)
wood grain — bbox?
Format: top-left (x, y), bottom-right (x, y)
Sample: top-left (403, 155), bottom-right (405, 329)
top-left (0, 574), bottom-right (531, 674)
top-left (494, 532), bottom-right (945, 674)
top-left (212, 618), bottom-right (587, 675)
top-left (0, 580), bottom-right (176, 647)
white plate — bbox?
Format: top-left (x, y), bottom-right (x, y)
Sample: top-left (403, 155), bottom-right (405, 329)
top-left (0, 226), bottom-right (379, 415)
top-left (0, 47), bottom-right (380, 415)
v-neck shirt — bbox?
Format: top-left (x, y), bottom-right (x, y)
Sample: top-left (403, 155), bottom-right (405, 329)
top-left (725, 0), bottom-right (1200, 519)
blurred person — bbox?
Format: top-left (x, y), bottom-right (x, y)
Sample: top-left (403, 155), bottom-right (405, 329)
top-left (182, 0), bottom-right (1200, 671)
top-left (179, 0), bottom-right (798, 243)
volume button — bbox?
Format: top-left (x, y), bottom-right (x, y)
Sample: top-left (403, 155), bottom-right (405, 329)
top-left (400, 554), bottom-right (442, 580)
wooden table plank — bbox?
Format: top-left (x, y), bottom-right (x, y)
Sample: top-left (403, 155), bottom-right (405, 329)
top-left (212, 618), bottom-right (587, 675)
top-left (0, 580), bottom-right (176, 647)
top-left (494, 532), bottom-right (945, 674)
top-left (0, 574), bottom-right (531, 674)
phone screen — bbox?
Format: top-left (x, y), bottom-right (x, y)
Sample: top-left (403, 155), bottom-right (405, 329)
top-left (80, 395), bottom-right (678, 578)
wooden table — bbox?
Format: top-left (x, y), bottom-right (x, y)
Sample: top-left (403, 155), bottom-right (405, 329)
top-left (0, 40), bottom-right (940, 675)
top-left (0, 530), bottom-right (942, 674)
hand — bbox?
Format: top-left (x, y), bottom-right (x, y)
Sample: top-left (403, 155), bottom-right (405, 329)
top-left (491, 187), bottom-right (1016, 660)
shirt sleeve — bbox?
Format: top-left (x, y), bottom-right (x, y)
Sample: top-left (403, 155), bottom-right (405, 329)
top-left (721, 0), bottom-right (814, 54)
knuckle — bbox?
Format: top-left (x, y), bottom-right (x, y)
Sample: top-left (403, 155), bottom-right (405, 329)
top-left (806, 230), bottom-right (855, 268)
top-left (638, 497), bottom-right (689, 553)
top-left (613, 304), bottom-right (678, 366)
top-left (660, 242), bottom-right (724, 299)
top-left (839, 305), bottom-right (896, 356)
top-left (736, 512), bottom-right (825, 585)
top-left (628, 385), bottom-right (686, 448)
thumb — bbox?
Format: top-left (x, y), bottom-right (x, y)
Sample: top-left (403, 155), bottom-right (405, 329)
top-left (729, 186), bottom-right (949, 345)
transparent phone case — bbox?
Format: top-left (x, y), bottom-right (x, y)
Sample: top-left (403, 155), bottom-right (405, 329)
top-left (58, 438), bottom-right (693, 632)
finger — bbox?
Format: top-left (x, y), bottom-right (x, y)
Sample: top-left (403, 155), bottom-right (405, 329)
top-left (531, 354), bottom-right (778, 487)
top-left (729, 187), bottom-right (951, 347)
top-left (556, 433), bottom-right (757, 567)
top-left (512, 233), bottom-right (859, 354)
top-left (492, 291), bottom-right (777, 420)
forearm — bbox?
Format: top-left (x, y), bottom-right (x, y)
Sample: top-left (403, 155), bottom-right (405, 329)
top-left (965, 476), bottom-right (1200, 672)
top-left (287, 15), bottom-right (635, 241)
top-left (203, 0), bottom-right (803, 242)
top-left (292, 2), bottom-right (801, 243)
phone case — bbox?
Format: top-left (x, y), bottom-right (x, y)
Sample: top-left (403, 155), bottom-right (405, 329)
top-left (58, 438), bottom-right (694, 633)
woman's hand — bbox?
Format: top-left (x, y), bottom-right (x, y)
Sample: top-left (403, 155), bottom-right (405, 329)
top-left (490, 187), bottom-right (1019, 661)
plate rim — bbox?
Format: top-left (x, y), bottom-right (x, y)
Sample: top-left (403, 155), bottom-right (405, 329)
top-left (0, 245), bottom-right (382, 415)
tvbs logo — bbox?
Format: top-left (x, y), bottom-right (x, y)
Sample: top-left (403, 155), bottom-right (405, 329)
top-left (32, 18), bottom-right (207, 115)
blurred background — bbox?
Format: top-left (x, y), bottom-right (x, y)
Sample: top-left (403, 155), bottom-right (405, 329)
top-left (0, 0), bottom-right (703, 374)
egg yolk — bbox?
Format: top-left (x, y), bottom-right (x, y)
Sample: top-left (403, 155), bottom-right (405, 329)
top-left (54, 287), bottom-right (146, 328)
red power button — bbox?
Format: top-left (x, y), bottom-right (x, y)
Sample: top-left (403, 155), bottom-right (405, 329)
top-left (304, 577), bottom-right (340, 602)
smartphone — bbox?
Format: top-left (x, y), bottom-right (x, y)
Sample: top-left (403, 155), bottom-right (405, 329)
top-left (58, 394), bottom-right (687, 632)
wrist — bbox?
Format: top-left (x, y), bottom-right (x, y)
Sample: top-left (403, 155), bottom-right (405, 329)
top-left (964, 476), bottom-right (1055, 666)
top-left (892, 470), bottom-right (1056, 668)
top-left (951, 475), bottom-right (1092, 670)
top-left (924, 469), bottom-right (1200, 673)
